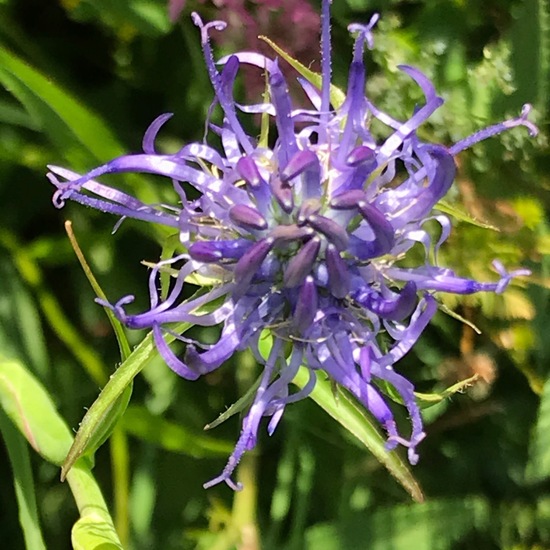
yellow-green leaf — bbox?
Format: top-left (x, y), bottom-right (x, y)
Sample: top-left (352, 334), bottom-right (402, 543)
top-left (0, 357), bottom-right (73, 465)
top-left (61, 324), bottom-right (190, 481)
top-left (416, 374), bottom-right (480, 406)
top-left (436, 200), bottom-right (499, 230)
top-left (259, 35), bottom-right (347, 108)
top-left (0, 45), bottom-right (124, 167)
top-left (293, 366), bottom-right (424, 503)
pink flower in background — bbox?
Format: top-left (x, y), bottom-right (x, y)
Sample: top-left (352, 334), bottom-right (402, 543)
top-left (168, 0), bottom-right (186, 22)
top-left (170, 1), bottom-right (320, 99)
top-left (217, 1), bottom-right (320, 59)
top-left (214, 1), bottom-right (320, 100)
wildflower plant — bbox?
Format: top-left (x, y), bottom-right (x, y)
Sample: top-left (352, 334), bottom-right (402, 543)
top-left (47, 0), bottom-right (536, 491)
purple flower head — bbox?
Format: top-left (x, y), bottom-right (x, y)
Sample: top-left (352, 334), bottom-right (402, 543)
top-left (48, 2), bottom-right (536, 490)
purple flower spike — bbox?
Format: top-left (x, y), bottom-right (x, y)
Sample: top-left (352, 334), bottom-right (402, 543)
top-left (271, 224), bottom-right (314, 246)
top-left (50, 0), bottom-right (535, 489)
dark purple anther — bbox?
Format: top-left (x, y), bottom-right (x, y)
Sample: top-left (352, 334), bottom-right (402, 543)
top-left (326, 244), bottom-right (350, 299)
top-left (189, 239), bottom-right (252, 262)
top-left (307, 214), bottom-right (349, 251)
top-left (270, 176), bottom-right (294, 213)
top-left (270, 224), bottom-right (314, 246)
top-left (236, 156), bottom-right (263, 188)
top-left (280, 149), bottom-right (322, 199)
top-left (297, 198), bottom-right (322, 224)
top-left (346, 145), bottom-right (376, 167)
top-left (281, 150), bottom-right (319, 181)
top-left (189, 242), bottom-right (222, 262)
top-left (293, 276), bottom-right (318, 334)
top-left (330, 189), bottom-right (366, 210)
top-left (233, 238), bottom-right (274, 288)
top-left (283, 237), bottom-right (321, 288)
top-left (229, 204), bottom-right (268, 231)
top-left (358, 201), bottom-right (394, 255)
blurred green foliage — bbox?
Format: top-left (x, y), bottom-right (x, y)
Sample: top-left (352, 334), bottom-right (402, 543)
top-left (0, 0), bottom-right (549, 549)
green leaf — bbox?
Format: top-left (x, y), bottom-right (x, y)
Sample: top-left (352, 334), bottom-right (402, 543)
top-left (0, 357), bottom-right (73, 465)
top-left (0, 43), bottom-right (178, 241)
top-left (61, 324), bottom-right (190, 481)
top-left (121, 405), bottom-right (234, 457)
top-left (204, 373), bottom-right (263, 431)
top-left (0, 358), bottom-right (121, 546)
top-left (436, 200), bottom-right (499, 230)
top-left (259, 35), bottom-right (347, 108)
top-left (62, 222), bottom-right (134, 468)
top-left (292, 366), bottom-right (424, 503)
top-left (84, 384), bottom-right (135, 470)
top-left (380, 373), bottom-right (480, 410)
top-left (0, 256), bottom-right (49, 379)
top-left (0, 45), bottom-right (124, 166)
top-left (0, 97), bottom-right (39, 129)
top-left (526, 373), bottom-right (550, 482)
top-left (438, 302), bottom-right (482, 334)
top-left (0, 408), bottom-right (47, 550)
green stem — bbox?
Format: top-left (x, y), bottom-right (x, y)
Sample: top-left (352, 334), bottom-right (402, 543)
top-left (64, 221), bottom-right (132, 361)
top-left (231, 350), bottom-right (261, 550)
top-left (66, 462), bottom-right (110, 519)
top-left (66, 460), bottom-right (123, 548)
top-left (110, 427), bottom-right (131, 548)
top-left (231, 452), bottom-right (261, 550)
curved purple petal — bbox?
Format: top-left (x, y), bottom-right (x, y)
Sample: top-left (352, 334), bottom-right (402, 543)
top-left (142, 113), bottom-right (174, 154)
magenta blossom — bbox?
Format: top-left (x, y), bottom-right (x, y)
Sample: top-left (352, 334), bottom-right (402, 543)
top-left (49, 2), bottom-right (535, 490)
top-left (168, 0), bottom-right (186, 22)
top-left (186, 1), bottom-right (321, 101)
